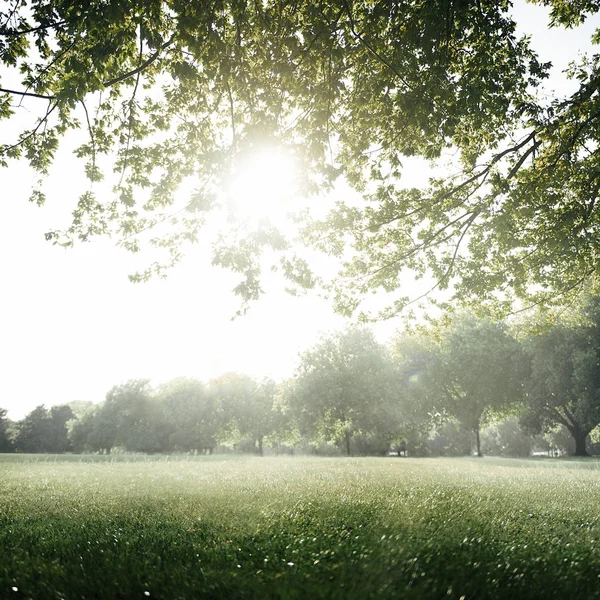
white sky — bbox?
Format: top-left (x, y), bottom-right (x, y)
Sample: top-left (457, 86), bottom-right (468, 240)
top-left (0, 1), bottom-right (598, 419)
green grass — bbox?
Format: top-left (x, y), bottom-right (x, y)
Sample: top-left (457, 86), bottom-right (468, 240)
top-left (2, 456), bottom-right (600, 599)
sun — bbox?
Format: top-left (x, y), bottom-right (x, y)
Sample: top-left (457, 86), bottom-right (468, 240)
top-left (226, 146), bottom-right (299, 227)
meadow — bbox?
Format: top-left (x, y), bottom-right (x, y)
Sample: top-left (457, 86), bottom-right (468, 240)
top-left (2, 455), bottom-right (600, 599)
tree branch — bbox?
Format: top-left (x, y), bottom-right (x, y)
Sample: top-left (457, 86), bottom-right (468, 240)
top-left (103, 36), bottom-right (175, 88)
top-left (0, 87), bottom-right (54, 100)
top-left (2, 99), bottom-right (58, 153)
top-left (0, 20), bottom-right (67, 37)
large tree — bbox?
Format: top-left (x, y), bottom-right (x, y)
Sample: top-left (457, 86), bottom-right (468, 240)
top-left (2, 1), bottom-right (597, 313)
top-left (289, 327), bottom-right (397, 455)
top-left (426, 316), bottom-right (527, 457)
top-left (521, 296), bottom-right (600, 456)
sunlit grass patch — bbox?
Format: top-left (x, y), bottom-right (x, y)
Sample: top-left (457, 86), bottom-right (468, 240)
top-left (1, 456), bottom-right (600, 599)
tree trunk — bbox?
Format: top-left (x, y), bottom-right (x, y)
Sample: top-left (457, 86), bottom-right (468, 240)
top-left (258, 436), bottom-right (263, 457)
top-left (474, 424), bottom-right (482, 457)
top-left (344, 431), bottom-right (351, 456)
top-left (572, 429), bottom-right (590, 457)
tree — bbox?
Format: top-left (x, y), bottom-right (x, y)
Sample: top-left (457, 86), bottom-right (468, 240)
top-left (480, 417), bottom-right (533, 458)
top-left (15, 405), bottom-right (51, 453)
top-left (69, 411), bottom-right (96, 453)
top-left (14, 404), bottom-right (74, 453)
top-left (235, 378), bottom-right (282, 456)
top-left (2, 1), bottom-right (597, 313)
top-left (85, 408), bottom-right (118, 454)
top-left (389, 331), bottom-right (442, 450)
top-left (47, 404), bottom-right (74, 452)
top-left (0, 408), bottom-right (14, 453)
top-left (290, 327), bottom-right (397, 455)
top-left (160, 377), bottom-right (219, 454)
top-left (426, 316), bottom-right (527, 457)
top-left (207, 373), bottom-right (282, 454)
top-left (104, 379), bottom-right (169, 452)
top-left (66, 401), bottom-right (96, 452)
top-left (84, 379), bottom-right (157, 453)
top-left (522, 296), bottom-right (600, 456)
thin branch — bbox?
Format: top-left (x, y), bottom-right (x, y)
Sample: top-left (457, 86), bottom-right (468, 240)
top-left (1, 0), bottom-right (23, 31)
top-left (341, 0), bottom-right (431, 105)
top-left (508, 269), bottom-right (594, 317)
top-left (118, 175), bottom-right (213, 242)
top-left (0, 19), bottom-right (67, 36)
top-left (2, 99), bottom-right (58, 153)
top-left (80, 99), bottom-right (96, 182)
top-left (103, 35), bottom-right (175, 88)
top-left (0, 87), bottom-right (54, 100)
top-left (226, 81), bottom-right (237, 151)
top-left (399, 211), bottom-right (479, 310)
top-left (117, 26), bottom-right (144, 189)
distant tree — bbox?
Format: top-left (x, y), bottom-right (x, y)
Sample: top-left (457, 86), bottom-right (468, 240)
top-left (207, 373), bottom-right (282, 455)
top-left (66, 401), bottom-right (96, 453)
top-left (389, 332), bottom-right (441, 451)
top-left (106, 380), bottom-right (169, 452)
top-left (69, 411), bottom-right (96, 453)
top-left (542, 425), bottom-right (578, 456)
top-left (65, 401), bottom-right (96, 421)
top-left (522, 297), bottom-right (600, 456)
top-left (427, 316), bottom-right (527, 457)
top-left (160, 378), bottom-right (218, 454)
top-left (14, 404), bottom-right (73, 453)
top-left (480, 417), bottom-right (532, 458)
top-left (47, 405), bottom-right (74, 453)
top-left (0, 408), bottom-right (14, 453)
top-left (236, 379), bottom-right (282, 456)
top-left (427, 420), bottom-right (473, 457)
top-left (85, 409), bottom-right (118, 454)
top-left (15, 405), bottom-right (51, 453)
top-left (208, 373), bottom-right (256, 450)
top-left (83, 380), bottom-right (155, 453)
top-left (290, 327), bottom-right (396, 456)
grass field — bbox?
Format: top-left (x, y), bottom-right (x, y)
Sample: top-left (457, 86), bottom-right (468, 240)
top-left (2, 455), bottom-right (600, 599)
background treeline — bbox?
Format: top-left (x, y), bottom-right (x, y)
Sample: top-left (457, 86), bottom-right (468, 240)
top-left (4, 296), bottom-right (600, 458)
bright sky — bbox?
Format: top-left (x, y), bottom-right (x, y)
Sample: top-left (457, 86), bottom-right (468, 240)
top-left (0, 1), bottom-right (598, 419)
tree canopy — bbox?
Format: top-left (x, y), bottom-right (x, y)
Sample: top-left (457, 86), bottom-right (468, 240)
top-left (289, 327), bottom-right (397, 455)
top-left (426, 315), bottom-right (527, 456)
top-left (3, 0), bottom-right (600, 314)
top-left (521, 295), bottom-right (600, 456)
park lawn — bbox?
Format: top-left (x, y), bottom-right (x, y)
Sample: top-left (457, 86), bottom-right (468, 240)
top-left (1, 456), bottom-right (600, 599)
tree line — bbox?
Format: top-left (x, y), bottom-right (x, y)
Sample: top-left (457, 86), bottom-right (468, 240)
top-left (3, 296), bottom-right (600, 458)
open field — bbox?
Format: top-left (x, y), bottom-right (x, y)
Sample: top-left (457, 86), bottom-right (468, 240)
top-left (2, 456), bottom-right (600, 599)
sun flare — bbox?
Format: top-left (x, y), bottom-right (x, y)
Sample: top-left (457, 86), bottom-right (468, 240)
top-left (227, 147), bottom-right (298, 226)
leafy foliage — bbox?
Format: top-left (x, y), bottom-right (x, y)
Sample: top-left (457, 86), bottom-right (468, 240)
top-left (521, 296), bottom-right (600, 456)
top-left (426, 316), bottom-right (527, 456)
top-left (0, 408), bottom-right (13, 453)
top-left (14, 404), bottom-right (73, 453)
top-left (3, 0), bottom-right (597, 312)
top-left (289, 327), bottom-right (398, 454)
top-left (159, 377), bottom-right (220, 453)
